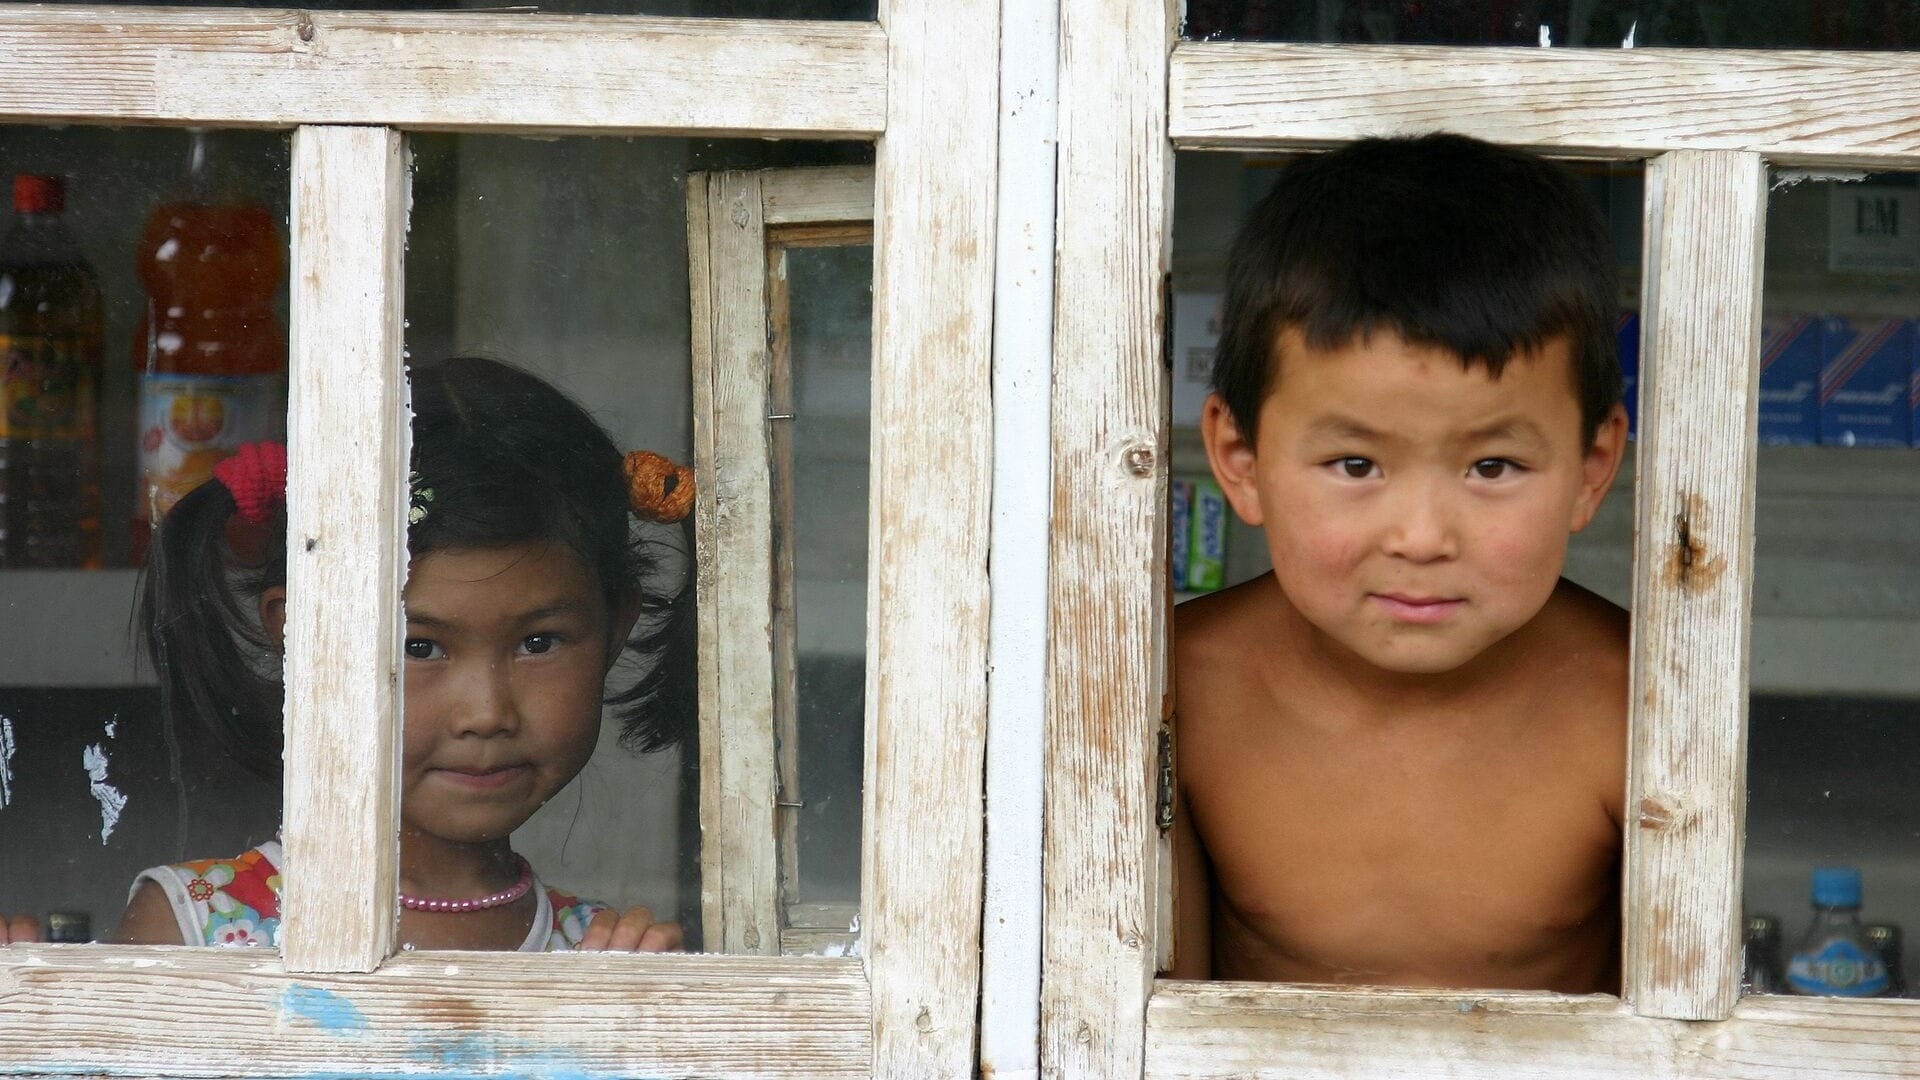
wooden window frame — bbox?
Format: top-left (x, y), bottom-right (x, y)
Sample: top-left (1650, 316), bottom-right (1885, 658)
top-left (687, 163), bottom-right (873, 958)
top-left (0, 8), bottom-right (992, 1079)
top-left (1042, 6), bottom-right (1920, 1078)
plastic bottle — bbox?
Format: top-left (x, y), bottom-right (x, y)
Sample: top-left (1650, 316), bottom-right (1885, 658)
top-left (132, 129), bottom-right (286, 562)
top-left (1741, 913), bottom-right (1783, 995)
top-left (0, 174), bottom-right (104, 568)
top-left (1785, 867), bottom-right (1890, 996)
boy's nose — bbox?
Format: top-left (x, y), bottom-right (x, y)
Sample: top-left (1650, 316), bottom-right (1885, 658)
top-left (450, 660), bottom-right (520, 737)
top-left (1382, 483), bottom-right (1460, 563)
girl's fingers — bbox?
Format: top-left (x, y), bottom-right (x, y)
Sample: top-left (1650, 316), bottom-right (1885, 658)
top-left (639, 920), bottom-right (684, 953)
top-left (607, 906), bottom-right (655, 952)
top-left (579, 909), bottom-right (616, 951)
top-left (4, 914), bottom-right (42, 944)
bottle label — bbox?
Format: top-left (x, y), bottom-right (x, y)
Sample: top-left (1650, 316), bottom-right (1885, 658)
top-left (137, 372), bottom-right (285, 524)
top-left (1787, 937), bottom-right (1890, 996)
top-left (0, 333), bottom-right (97, 439)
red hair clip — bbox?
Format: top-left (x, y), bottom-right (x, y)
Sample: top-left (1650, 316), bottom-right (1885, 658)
top-left (624, 451), bottom-right (695, 524)
top-left (211, 442), bottom-right (288, 524)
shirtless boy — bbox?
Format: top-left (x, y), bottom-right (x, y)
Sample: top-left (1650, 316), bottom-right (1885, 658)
top-left (1174, 133), bottom-right (1630, 993)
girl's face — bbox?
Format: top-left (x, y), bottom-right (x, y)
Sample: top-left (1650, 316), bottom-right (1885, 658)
top-left (399, 542), bottom-right (618, 846)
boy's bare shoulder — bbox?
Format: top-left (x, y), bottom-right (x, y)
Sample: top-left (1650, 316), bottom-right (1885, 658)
top-left (1533, 577), bottom-right (1631, 677)
top-left (1175, 572), bottom-right (1285, 663)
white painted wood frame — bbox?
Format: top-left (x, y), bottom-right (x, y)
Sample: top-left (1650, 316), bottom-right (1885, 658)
top-left (1043, 12), bottom-right (1920, 1080)
top-left (687, 164), bottom-right (875, 959)
top-left (0, 8), bottom-right (995, 1079)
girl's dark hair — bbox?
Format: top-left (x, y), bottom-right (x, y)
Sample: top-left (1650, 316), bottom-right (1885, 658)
top-left (142, 355), bottom-right (696, 777)
top-left (1214, 133), bottom-right (1623, 444)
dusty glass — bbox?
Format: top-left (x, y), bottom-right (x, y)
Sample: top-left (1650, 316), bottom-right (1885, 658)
top-left (0, 125), bottom-right (289, 947)
top-left (1185, 0), bottom-right (1920, 49)
top-left (400, 133), bottom-right (871, 954)
top-left (1744, 170), bottom-right (1920, 999)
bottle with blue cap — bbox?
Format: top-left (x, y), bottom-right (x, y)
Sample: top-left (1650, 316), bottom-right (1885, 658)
top-left (1785, 866), bottom-right (1889, 996)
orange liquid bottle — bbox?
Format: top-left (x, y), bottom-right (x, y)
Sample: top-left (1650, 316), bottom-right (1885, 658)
top-left (132, 131), bottom-right (286, 563)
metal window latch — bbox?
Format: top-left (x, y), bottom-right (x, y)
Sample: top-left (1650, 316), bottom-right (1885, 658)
top-left (1155, 722), bottom-right (1175, 834)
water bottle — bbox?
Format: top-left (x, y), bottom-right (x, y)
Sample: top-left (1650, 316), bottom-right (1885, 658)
top-left (1785, 867), bottom-right (1889, 996)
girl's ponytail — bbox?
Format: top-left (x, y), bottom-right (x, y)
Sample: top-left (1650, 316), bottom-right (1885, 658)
top-left (140, 455), bottom-right (287, 777)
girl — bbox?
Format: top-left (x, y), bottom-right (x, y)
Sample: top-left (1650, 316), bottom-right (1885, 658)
top-left (118, 356), bottom-right (696, 952)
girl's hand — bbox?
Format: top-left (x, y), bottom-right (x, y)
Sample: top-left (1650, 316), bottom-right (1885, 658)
top-left (2, 914), bottom-right (42, 944)
top-left (579, 906), bottom-right (682, 952)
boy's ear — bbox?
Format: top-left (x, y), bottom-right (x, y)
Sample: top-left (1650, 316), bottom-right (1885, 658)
top-left (258, 585), bottom-right (288, 653)
top-left (1201, 393), bottom-right (1267, 527)
top-left (1570, 402), bottom-right (1629, 533)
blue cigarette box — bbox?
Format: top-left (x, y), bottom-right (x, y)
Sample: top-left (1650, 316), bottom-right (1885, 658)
top-left (1169, 478), bottom-right (1193, 591)
top-left (1616, 312), bottom-right (1638, 440)
top-left (1820, 317), bottom-right (1913, 448)
top-left (1759, 316), bottom-right (1822, 446)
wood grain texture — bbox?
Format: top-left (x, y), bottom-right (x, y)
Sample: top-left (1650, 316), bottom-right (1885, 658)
top-left (761, 165), bottom-right (876, 225)
top-left (1042, 1), bottom-right (1176, 1077)
top-left (767, 241), bottom-right (805, 924)
top-left (0, 7), bottom-right (884, 137)
top-left (688, 171), bottom-right (783, 957)
top-left (1171, 42), bottom-right (1920, 166)
top-left (0, 948), bottom-right (869, 1079)
top-left (281, 125), bottom-right (407, 974)
top-left (866, 0), bottom-right (998, 1074)
top-left (1145, 981), bottom-right (1920, 1079)
top-left (1624, 151), bottom-right (1766, 1021)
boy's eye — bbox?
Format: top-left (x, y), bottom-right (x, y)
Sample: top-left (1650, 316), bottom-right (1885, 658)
top-left (1334, 456), bottom-right (1376, 479)
top-left (521, 633), bottom-right (559, 656)
top-left (404, 638), bottom-right (445, 661)
top-left (1470, 458), bottom-right (1518, 480)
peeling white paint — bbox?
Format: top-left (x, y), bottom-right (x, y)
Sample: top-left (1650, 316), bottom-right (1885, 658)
top-left (0, 713), bottom-right (15, 810)
top-left (1773, 168), bottom-right (1870, 191)
top-left (1623, 20), bottom-right (1637, 48)
top-left (1538, 24), bottom-right (1552, 47)
top-left (82, 743), bottom-right (128, 844)
top-left (105, 718), bottom-right (117, 739)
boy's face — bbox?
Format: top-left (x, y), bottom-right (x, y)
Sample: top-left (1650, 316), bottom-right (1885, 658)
top-left (1203, 326), bottom-right (1626, 676)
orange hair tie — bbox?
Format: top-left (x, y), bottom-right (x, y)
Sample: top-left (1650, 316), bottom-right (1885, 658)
top-left (624, 450), bottom-right (695, 524)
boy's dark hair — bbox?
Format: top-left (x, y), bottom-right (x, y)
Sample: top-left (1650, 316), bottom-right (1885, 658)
top-left (1213, 133), bottom-right (1623, 442)
top-left (143, 355), bottom-right (695, 776)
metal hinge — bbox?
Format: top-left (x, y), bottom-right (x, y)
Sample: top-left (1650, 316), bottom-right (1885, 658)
top-left (1155, 721), bottom-right (1175, 834)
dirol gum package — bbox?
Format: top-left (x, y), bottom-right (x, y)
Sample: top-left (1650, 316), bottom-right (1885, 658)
top-left (1616, 312), bottom-right (1638, 440)
top-left (1758, 316), bottom-right (1821, 445)
top-left (1819, 317), bottom-right (1913, 447)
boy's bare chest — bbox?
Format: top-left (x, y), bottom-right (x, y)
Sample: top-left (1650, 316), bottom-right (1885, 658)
top-left (1185, 706), bottom-right (1621, 990)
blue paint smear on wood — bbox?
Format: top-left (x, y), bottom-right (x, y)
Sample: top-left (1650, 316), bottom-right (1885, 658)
top-left (279, 984), bottom-right (370, 1032)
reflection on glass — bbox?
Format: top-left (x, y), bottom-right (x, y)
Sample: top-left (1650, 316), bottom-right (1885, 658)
top-left (0, 125), bottom-right (288, 946)
top-left (1745, 169), bottom-right (1920, 998)
top-left (1185, 0), bottom-right (1920, 48)
top-left (398, 135), bottom-right (868, 954)
top-left (775, 241), bottom-right (870, 929)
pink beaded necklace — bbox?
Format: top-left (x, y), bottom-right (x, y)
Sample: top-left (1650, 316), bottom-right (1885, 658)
top-left (400, 854), bottom-right (534, 913)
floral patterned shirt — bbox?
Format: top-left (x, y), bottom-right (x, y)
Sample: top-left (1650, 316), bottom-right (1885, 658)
top-left (130, 841), bottom-right (607, 951)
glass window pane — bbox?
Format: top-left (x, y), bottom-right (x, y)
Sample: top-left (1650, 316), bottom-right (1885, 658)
top-left (1167, 144), bottom-right (1642, 991)
top-left (0, 125), bottom-right (289, 947)
top-left (400, 135), bottom-right (871, 954)
top-left (1744, 169), bottom-right (1920, 999)
top-left (777, 240), bottom-right (869, 929)
top-left (1185, 0), bottom-right (1920, 48)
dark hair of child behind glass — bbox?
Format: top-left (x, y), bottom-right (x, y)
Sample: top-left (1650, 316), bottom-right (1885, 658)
top-left (141, 355), bottom-right (696, 776)
top-left (1213, 132), bottom-right (1624, 444)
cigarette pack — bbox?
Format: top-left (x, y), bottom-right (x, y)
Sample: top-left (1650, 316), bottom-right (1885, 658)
top-left (1820, 318), bottom-right (1913, 448)
top-left (1758, 316), bottom-right (1822, 446)
top-left (1616, 311), bottom-right (1639, 439)
top-left (1170, 477), bottom-right (1193, 592)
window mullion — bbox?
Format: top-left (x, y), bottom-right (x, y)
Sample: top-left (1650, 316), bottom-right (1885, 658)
top-left (687, 169), bottom-right (784, 956)
top-left (281, 124), bottom-right (408, 973)
top-left (1624, 148), bottom-right (1766, 1021)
